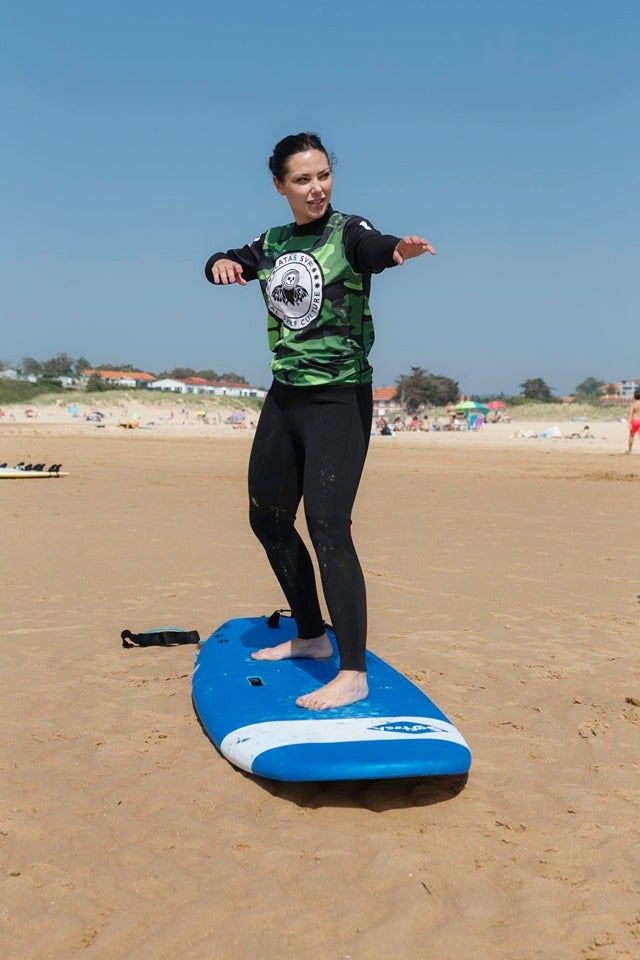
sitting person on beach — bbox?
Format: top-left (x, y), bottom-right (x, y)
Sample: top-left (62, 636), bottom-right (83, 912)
top-left (205, 131), bottom-right (435, 709)
top-left (567, 425), bottom-right (594, 439)
top-left (377, 417), bottom-right (393, 436)
top-left (627, 389), bottom-right (640, 454)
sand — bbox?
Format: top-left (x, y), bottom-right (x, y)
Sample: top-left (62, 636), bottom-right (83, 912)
top-left (1, 402), bottom-right (639, 960)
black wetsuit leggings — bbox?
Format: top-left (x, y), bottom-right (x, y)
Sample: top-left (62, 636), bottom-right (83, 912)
top-left (248, 380), bottom-right (372, 672)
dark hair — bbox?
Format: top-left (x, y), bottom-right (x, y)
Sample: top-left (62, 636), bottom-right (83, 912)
top-left (635, 389), bottom-right (640, 400)
top-left (268, 132), bottom-right (333, 181)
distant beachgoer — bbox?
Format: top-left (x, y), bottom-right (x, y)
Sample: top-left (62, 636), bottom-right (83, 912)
top-left (377, 417), bottom-right (392, 436)
top-left (567, 425), bottom-right (593, 439)
top-left (446, 402), bottom-right (456, 431)
top-left (204, 131), bottom-right (435, 709)
top-left (626, 389), bottom-right (640, 453)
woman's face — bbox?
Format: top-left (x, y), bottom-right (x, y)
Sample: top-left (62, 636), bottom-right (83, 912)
top-left (274, 149), bottom-right (333, 224)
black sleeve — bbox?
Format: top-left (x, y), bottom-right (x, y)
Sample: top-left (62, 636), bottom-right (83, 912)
top-left (204, 235), bottom-right (264, 284)
top-left (343, 216), bottom-right (400, 275)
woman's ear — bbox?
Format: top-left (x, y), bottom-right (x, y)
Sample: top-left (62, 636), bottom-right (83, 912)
top-left (273, 176), bottom-right (286, 197)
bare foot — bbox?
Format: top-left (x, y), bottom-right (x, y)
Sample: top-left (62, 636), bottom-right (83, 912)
top-left (296, 670), bottom-right (368, 710)
top-left (251, 633), bottom-right (333, 662)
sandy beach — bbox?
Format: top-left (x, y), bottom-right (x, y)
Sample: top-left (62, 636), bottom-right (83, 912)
top-left (1, 401), bottom-right (639, 960)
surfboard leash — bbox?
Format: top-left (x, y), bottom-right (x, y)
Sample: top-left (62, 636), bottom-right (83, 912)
top-left (121, 628), bottom-right (201, 648)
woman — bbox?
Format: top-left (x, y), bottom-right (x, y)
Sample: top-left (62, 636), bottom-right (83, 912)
top-left (205, 132), bottom-right (435, 710)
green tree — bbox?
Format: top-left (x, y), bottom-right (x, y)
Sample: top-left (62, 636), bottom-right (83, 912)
top-left (86, 373), bottom-right (119, 392)
top-left (394, 366), bottom-right (459, 412)
top-left (75, 356), bottom-right (92, 376)
top-left (520, 377), bottom-right (554, 401)
top-left (41, 352), bottom-right (75, 378)
top-left (94, 362), bottom-right (145, 372)
top-left (22, 356), bottom-right (42, 376)
top-left (575, 376), bottom-right (605, 400)
top-left (219, 371), bottom-right (248, 383)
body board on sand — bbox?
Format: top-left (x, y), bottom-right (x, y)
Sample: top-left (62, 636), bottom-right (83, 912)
top-left (0, 469), bottom-right (68, 479)
top-left (192, 614), bottom-right (471, 782)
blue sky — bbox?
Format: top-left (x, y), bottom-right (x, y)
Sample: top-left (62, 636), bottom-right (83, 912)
top-left (2, 0), bottom-right (638, 395)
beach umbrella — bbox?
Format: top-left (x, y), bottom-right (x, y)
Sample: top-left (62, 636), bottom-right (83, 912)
top-left (486, 400), bottom-right (506, 409)
top-left (455, 400), bottom-right (489, 415)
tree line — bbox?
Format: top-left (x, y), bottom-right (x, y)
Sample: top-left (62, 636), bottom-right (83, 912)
top-left (393, 368), bottom-right (618, 414)
top-left (1, 354), bottom-right (618, 408)
top-left (1, 353), bottom-right (248, 385)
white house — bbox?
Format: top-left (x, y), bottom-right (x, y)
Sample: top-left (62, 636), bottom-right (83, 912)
top-left (0, 369), bottom-right (38, 383)
top-left (200, 381), bottom-right (267, 398)
top-left (148, 377), bottom-right (266, 398)
top-left (620, 378), bottom-right (640, 399)
top-left (147, 378), bottom-right (188, 393)
top-left (83, 369), bottom-right (156, 388)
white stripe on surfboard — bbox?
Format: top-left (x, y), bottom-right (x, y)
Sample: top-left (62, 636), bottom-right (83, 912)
top-left (220, 716), bottom-right (468, 772)
top-left (0, 469), bottom-right (68, 478)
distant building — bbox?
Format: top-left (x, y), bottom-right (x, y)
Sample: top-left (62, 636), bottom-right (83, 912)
top-left (83, 369), bottom-right (156, 388)
top-left (372, 385), bottom-right (399, 418)
top-left (0, 368), bottom-right (37, 383)
top-left (147, 378), bottom-right (187, 393)
top-left (57, 376), bottom-right (82, 389)
top-left (620, 378), bottom-right (640, 400)
top-left (81, 369), bottom-right (266, 397)
top-left (185, 378), bottom-right (266, 398)
top-left (596, 382), bottom-right (623, 403)
top-left (148, 376), bottom-right (266, 398)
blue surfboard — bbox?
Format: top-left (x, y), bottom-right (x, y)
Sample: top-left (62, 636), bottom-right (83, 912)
top-left (192, 614), bottom-right (471, 782)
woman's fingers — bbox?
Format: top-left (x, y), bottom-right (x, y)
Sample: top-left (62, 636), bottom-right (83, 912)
top-left (212, 259), bottom-right (247, 285)
top-left (393, 236), bottom-right (436, 264)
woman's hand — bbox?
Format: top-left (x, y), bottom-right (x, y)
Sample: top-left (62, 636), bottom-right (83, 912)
top-left (393, 236), bottom-right (436, 265)
top-left (211, 259), bottom-right (247, 285)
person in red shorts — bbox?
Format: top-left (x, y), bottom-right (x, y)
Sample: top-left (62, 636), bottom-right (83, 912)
top-left (626, 389), bottom-right (640, 453)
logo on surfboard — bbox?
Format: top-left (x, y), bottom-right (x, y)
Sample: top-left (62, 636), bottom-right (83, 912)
top-left (368, 721), bottom-right (440, 735)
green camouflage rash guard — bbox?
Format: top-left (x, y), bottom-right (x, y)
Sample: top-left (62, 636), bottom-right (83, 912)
top-left (258, 211), bottom-right (374, 387)
top-left (206, 207), bottom-right (400, 387)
